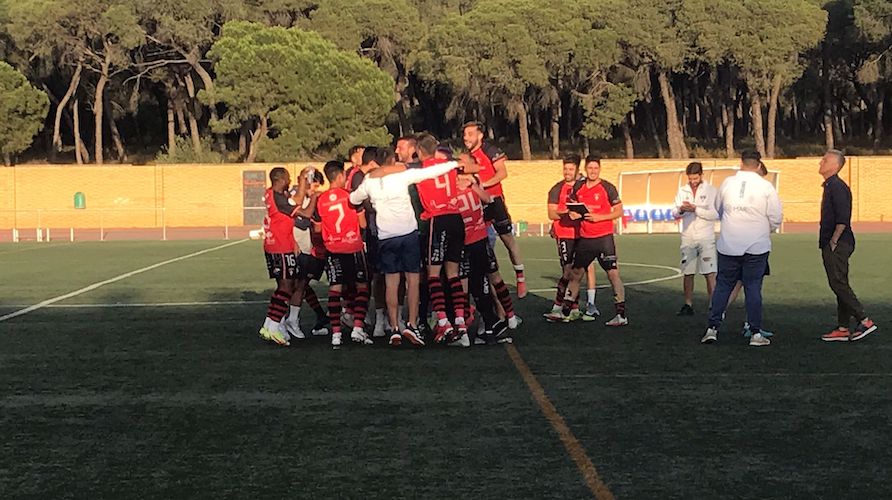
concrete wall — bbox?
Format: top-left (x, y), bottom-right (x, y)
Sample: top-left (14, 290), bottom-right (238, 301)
top-left (2, 157), bottom-right (890, 228)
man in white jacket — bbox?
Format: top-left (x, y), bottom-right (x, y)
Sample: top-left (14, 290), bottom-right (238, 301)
top-left (701, 151), bottom-right (783, 347)
top-left (673, 162), bottom-right (719, 316)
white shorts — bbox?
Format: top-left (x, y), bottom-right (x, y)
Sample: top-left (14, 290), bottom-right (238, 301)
top-left (680, 239), bottom-right (717, 276)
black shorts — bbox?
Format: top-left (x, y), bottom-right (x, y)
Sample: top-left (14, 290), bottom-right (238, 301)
top-left (265, 252), bottom-right (298, 280)
top-left (379, 232), bottom-right (422, 274)
top-left (461, 238), bottom-right (499, 279)
top-left (556, 238), bottom-right (577, 268)
top-left (483, 196), bottom-right (513, 235)
top-left (296, 253), bottom-right (325, 281)
top-left (325, 251), bottom-right (370, 286)
top-left (764, 259), bottom-right (771, 277)
top-left (428, 214), bottom-right (465, 266)
top-left (573, 235), bottom-right (618, 272)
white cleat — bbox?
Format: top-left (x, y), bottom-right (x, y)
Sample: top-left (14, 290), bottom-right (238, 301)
top-left (701, 327), bottom-right (718, 344)
top-left (448, 333), bottom-right (471, 348)
top-left (351, 327), bottom-right (374, 345)
top-left (605, 314), bottom-right (628, 327)
top-left (508, 315), bottom-right (522, 330)
top-left (749, 333), bottom-right (771, 347)
top-left (312, 326), bottom-right (330, 336)
top-left (331, 332), bottom-right (342, 347)
top-left (543, 305), bottom-right (562, 319)
top-left (284, 320), bottom-right (305, 340)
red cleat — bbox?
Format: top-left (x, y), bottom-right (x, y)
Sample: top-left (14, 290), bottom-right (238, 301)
top-left (434, 321), bottom-right (454, 344)
top-left (821, 328), bottom-right (851, 342)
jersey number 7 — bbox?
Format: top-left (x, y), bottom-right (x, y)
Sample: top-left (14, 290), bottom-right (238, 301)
top-left (328, 203), bottom-right (345, 233)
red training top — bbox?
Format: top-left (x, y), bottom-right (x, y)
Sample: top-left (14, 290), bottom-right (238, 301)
top-left (263, 188), bottom-right (297, 254)
top-left (470, 142), bottom-right (507, 197)
top-left (315, 187), bottom-right (363, 254)
top-left (547, 180), bottom-right (579, 240)
top-left (571, 179), bottom-right (621, 239)
top-left (416, 157), bottom-right (461, 218)
top-left (457, 187), bottom-right (488, 245)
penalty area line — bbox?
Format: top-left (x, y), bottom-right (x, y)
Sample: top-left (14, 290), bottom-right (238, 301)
top-left (0, 239), bottom-right (248, 323)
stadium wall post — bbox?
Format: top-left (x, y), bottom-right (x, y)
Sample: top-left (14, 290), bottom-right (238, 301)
top-left (224, 209), bottom-right (230, 240)
top-left (46, 227), bottom-right (51, 242)
top-left (12, 228), bottom-right (18, 243)
top-left (539, 223), bottom-right (544, 237)
top-left (70, 227), bottom-right (74, 242)
top-left (36, 228), bottom-right (42, 242)
top-left (162, 208), bottom-right (167, 241)
top-left (99, 210), bottom-right (104, 242)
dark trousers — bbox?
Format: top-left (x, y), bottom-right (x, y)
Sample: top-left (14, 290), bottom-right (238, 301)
top-left (821, 241), bottom-right (865, 327)
top-left (708, 252), bottom-right (769, 332)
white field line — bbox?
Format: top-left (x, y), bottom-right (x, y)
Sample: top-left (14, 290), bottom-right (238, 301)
top-left (527, 261), bottom-right (682, 293)
top-left (0, 260), bottom-right (680, 312)
top-left (0, 240), bottom-right (248, 322)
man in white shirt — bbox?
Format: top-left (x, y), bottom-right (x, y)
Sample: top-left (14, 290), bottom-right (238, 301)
top-left (701, 151), bottom-right (783, 347)
top-left (349, 150), bottom-right (467, 346)
top-left (673, 162), bottom-right (719, 316)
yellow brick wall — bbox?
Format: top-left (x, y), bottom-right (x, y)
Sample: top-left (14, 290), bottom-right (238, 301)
top-left (2, 158), bottom-right (890, 228)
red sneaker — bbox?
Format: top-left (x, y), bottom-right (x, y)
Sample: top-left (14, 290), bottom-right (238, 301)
top-left (821, 328), bottom-right (851, 342)
top-left (434, 321), bottom-right (454, 344)
top-left (851, 319), bottom-right (878, 341)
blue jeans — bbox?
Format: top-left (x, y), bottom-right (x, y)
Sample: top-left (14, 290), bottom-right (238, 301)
top-left (708, 252), bottom-right (769, 333)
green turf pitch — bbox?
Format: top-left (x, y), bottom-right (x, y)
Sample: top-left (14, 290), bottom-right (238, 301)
top-left (1, 235), bottom-right (890, 499)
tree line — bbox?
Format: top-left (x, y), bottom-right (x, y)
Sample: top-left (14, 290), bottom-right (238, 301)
top-left (0, 0), bottom-right (889, 165)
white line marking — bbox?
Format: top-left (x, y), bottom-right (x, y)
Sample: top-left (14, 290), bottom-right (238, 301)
top-left (0, 240), bottom-right (248, 322)
top-left (527, 261), bottom-right (682, 293)
top-left (0, 260), bottom-right (680, 312)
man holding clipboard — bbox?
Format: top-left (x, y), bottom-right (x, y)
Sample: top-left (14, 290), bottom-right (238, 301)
top-left (545, 155), bottom-right (628, 326)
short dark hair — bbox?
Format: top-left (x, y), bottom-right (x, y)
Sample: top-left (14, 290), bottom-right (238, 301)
top-left (269, 167), bottom-right (288, 184)
top-left (584, 154), bottom-right (601, 166)
top-left (436, 145), bottom-right (454, 160)
top-left (348, 145), bottom-right (365, 157)
top-left (416, 132), bottom-right (439, 156)
top-left (396, 135), bottom-right (417, 146)
top-left (377, 147), bottom-right (395, 165)
top-left (462, 121), bottom-right (485, 134)
top-left (361, 146), bottom-right (380, 166)
top-left (562, 153), bottom-right (581, 169)
top-left (741, 150), bottom-right (761, 168)
top-left (312, 169), bottom-right (324, 184)
top-left (685, 162), bottom-right (703, 175)
top-left (323, 160), bottom-right (345, 182)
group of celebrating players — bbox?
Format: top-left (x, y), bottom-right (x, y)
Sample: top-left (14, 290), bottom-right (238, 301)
top-left (257, 123), bottom-right (534, 348)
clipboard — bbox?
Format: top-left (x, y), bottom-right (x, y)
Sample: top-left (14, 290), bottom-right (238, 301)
top-left (566, 203), bottom-right (589, 215)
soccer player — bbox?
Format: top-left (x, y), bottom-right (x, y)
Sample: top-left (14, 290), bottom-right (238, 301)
top-left (672, 162), bottom-right (719, 316)
top-left (349, 147), bottom-right (388, 339)
top-left (349, 148), bottom-right (465, 346)
top-left (545, 155), bottom-right (628, 327)
top-left (461, 122), bottom-right (527, 298)
top-left (315, 160), bottom-right (373, 347)
top-left (414, 132), bottom-right (470, 343)
top-left (259, 167), bottom-right (309, 346)
top-left (285, 167), bottom-right (330, 339)
top-left (701, 150), bottom-right (782, 347)
top-left (545, 154), bottom-right (596, 320)
top-left (456, 173), bottom-right (520, 344)
top-left (818, 150), bottom-right (878, 342)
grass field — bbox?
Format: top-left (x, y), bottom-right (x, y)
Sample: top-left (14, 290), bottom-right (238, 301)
top-left (1, 234), bottom-right (890, 499)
